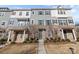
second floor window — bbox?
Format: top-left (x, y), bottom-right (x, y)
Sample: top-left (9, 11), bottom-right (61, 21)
top-left (38, 20), bottom-right (44, 25)
top-left (1, 22), bottom-right (5, 25)
top-left (52, 20), bottom-right (57, 24)
top-left (38, 11), bottom-right (44, 15)
top-left (46, 20), bottom-right (51, 25)
top-left (26, 12), bottom-right (29, 16)
top-left (45, 11), bottom-right (50, 15)
top-left (9, 21), bottom-right (14, 25)
top-left (58, 20), bottom-right (63, 25)
top-left (32, 11), bottom-right (34, 14)
top-left (19, 12), bottom-right (22, 16)
top-left (0, 12), bottom-right (5, 16)
top-left (68, 20), bottom-right (73, 24)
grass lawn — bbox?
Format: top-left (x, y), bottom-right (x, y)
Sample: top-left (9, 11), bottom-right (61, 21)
top-left (76, 42), bottom-right (79, 54)
top-left (0, 43), bottom-right (37, 54)
top-left (45, 42), bottom-right (76, 54)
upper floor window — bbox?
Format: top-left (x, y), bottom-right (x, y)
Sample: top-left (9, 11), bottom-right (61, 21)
top-left (12, 12), bottom-right (16, 15)
top-left (68, 20), bottom-right (73, 24)
top-left (52, 20), bottom-right (57, 24)
top-left (46, 20), bottom-right (51, 25)
top-left (38, 20), bottom-right (44, 25)
top-left (58, 10), bottom-right (66, 14)
top-left (1, 22), bottom-right (5, 25)
top-left (58, 17), bottom-right (68, 25)
top-left (63, 20), bottom-right (68, 25)
top-left (32, 11), bottom-right (34, 14)
top-left (45, 11), bottom-right (50, 15)
top-left (19, 12), bottom-right (22, 16)
top-left (38, 11), bottom-right (44, 15)
top-left (9, 21), bottom-right (14, 25)
top-left (58, 20), bottom-right (63, 25)
top-left (26, 12), bottom-right (29, 16)
top-left (0, 12), bottom-right (5, 16)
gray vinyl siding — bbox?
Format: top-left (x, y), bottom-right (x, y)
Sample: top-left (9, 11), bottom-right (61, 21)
top-left (31, 10), bottom-right (52, 25)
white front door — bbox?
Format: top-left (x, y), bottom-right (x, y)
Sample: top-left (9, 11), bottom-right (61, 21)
top-left (38, 30), bottom-right (45, 40)
top-left (39, 31), bottom-right (42, 39)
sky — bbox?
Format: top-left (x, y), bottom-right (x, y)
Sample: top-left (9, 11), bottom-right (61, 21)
top-left (0, 5), bottom-right (79, 24)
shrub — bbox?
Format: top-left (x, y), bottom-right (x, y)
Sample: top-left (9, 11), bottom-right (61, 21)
top-left (61, 39), bottom-right (65, 42)
top-left (50, 37), bottom-right (52, 40)
top-left (65, 39), bottom-right (71, 42)
top-left (77, 37), bottom-right (79, 42)
top-left (32, 38), bottom-right (38, 43)
top-left (23, 38), bottom-right (29, 43)
top-left (0, 38), bottom-right (7, 44)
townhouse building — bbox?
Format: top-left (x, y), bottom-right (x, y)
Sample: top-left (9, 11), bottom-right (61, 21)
top-left (0, 8), bottom-right (12, 39)
top-left (0, 6), bottom-right (77, 43)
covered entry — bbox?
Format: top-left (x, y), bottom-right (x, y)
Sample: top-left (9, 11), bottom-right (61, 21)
top-left (62, 29), bottom-right (77, 41)
top-left (7, 29), bottom-right (29, 43)
top-left (38, 29), bottom-right (46, 40)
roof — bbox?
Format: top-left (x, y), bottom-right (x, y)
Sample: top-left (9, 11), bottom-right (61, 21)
top-left (31, 8), bottom-right (71, 10)
top-left (0, 7), bottom-right (72, 11)
top-left (0, 7), bottom-right (12, 12)
top-left (12, 9), bottom-right (31, 11)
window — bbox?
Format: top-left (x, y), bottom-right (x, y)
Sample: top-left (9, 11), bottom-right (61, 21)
top-left (38, 11), bottom-right (44, 15)
top-left (63, 20), bottom-right (68, 25)
top-left (58, 10), bottom-right (66, 14)
top-left (19, 12), bottom-right (22, 16)
top-left (9, 21), bottom-right (14, 25)
top-left (58, 20), bottom-right (68, 25)
top-left (0, 12), bottom-right (4, 16)
top-left (32, 20), bottom-right (34, 24)
top-left (1, 22), bottom-right (5, 25)
top-left (46, 20), bottom-right (51, 25)
top-left (58, 20), bottom-right (63, 25)
top-left (32, 11), bottom-right (34, 14)
top-left (38, 20), bottom-right (44, 25)
top-left (52, 20), bottom-right (57, 24)
top-left (12, 12), bottom-right (16, 15)
top-left (68, 20), bottom-right (73, 24)
top-left (18, 21), bottom-right (26, 26)
top-left (45, 11), bottom-right (50, 15)
top-left (58, 17), bottom-right (68, 25)
top-left (26, 12), bottom-right (29, 16)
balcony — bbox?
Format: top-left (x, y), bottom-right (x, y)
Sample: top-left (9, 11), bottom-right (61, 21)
top-left (8, 24), bottom-right (30, 30)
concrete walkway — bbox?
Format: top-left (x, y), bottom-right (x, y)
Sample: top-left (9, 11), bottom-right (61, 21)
top-left (37, 39), bottom-right (46, 54)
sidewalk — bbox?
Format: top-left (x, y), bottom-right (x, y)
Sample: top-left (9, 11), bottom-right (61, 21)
top-left (37, 39), bottom-right (46, 54)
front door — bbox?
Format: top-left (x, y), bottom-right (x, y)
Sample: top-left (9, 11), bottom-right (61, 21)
top-left (38, 29), bottom-right (46, 40)
top-left (39, 31), bottom-right (42, 39)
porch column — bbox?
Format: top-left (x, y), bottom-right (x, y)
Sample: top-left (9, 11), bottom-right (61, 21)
top-left (11, 31), bottom-right (15, 42)
top-left (61, 29), bottom-right (65, 39)
top-left (23, 30), bottom-right (26, 41)
top-left (7, 31), bottom-right (11, 42)
top-left (72, 29), bottom-right (77, 41)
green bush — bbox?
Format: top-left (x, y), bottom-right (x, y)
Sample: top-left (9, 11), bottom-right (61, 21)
top-left (65, 39), bottom-right (71, 42)
top-left (0, 38), bottom-right (7, 44)
top-left (23, 38), bottom-right (29, 43)
top-left (23, 38), bottom-right (38, 43)
top-left (61, 39), bottom-right (65, 42)
top-left (77, 37), bottom-right (79, 42)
